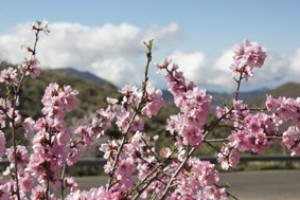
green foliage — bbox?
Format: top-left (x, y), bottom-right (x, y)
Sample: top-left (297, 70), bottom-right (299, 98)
top-left (1, 62), bottom-right (299, 174)
top-left (249, 82), bottom-right (300, 107)
top-left (0, 62), bottom-right (120, 121)
top-left (0, 61), bottom-right (120, 147)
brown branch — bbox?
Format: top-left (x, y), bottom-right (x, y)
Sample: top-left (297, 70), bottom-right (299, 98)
top-left (234, 70), bottom-right (244, 100)
top-left (159, 147), bottom-right (195, 199)
top-left (130, 164), bottom-right (162, 199)
top-left (107, 40), bottom-right (153, 191)
top-left (204, 138), bottom-right (228, 143)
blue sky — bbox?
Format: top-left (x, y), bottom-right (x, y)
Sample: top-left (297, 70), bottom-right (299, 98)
top-left (1, 1), bottom-right (300, 91)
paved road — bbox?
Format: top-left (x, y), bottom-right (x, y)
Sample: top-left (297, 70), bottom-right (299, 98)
top-left (75, 170), bottom-right (300, 200)
top-left (220, 170), bottom-right (300, 200)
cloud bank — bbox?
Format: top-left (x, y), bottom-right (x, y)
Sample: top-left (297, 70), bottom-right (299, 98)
top-left (0, 22), bottom-right (299, 92)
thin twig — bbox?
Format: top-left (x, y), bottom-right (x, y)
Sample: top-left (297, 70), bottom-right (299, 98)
top-left (131, 164), bottom-right (162, 200)
top-left (107, 40), bottom-right (153, 191)
top-left (9, 28), bottom-right (42, 200)
top-left (234, 71), bottom-right (244, 100)
top-left (204, 138), bottom-right (228, 143)
top-left (227, 191), bottom-right (239, 200)
top-left (159, 147), bottom-right (195, 199)
top-left (60, 164), bottom-right (66, 199)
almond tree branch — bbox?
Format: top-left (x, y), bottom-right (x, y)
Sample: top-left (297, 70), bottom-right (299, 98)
top-left (107, 40), bottom-right (154, 191)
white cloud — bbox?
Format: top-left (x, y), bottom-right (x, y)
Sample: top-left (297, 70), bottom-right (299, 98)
top-left (169, 51), bottom-right (207, 81)
top-left (0, 22), bottom-right (181, 87)
top-left (0, 22), bottom-right (299, 92)
top-left (167, 50), bottom-right (234, 91)
top-left (90, 57), bottom-right (142, 86)
top-left (290, 48), bottom-right (300, 72)
top-left (143, 23), bottom-right (181, 45)
top-left (214, 49), bottom-right (233, 72)
top-left (166, 47), bottom-right (299, 92)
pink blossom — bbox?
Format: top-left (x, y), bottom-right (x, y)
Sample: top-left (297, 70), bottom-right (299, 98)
top-left (282, 126), bottom-right (300, 156)
top-left (67, 146), bottom-right (81, 166)
top-left (6, 145), bottom-right (29, 172)
top-left (0, 184), bottom-right (9, 200)
top-left (0, 67), bottom-right (18, 85)
top-left (113, 157), bottom-right (135, 191)
top-left (167, 158), bottom-right (226, 200)
top-left (233, 99), bottom-right (247, 111)
top-left (19, 173), bottom-right (33, 192)
top-left (181, 126), bottom-right (203, 146)
top-left (119, 85), bottom-right (142, 110)
top-left (231, 40), bottom-right (266, 80)
top-left (160, 147), bottom-right (172, 158)
top-left (141, 84), bottom-right (163, 117)
top-left (27, 152), bottom-right (46, 179)
top-left (99, 140), bottom-right (118, 160)
top-left (30, 185), bottom-right (55, 200)
top-left (7, 109), bottom-right (22, 127)
top-left (18, 56), bottom-right (41, 79)
top-left (74, 125), bottom-right (94, 148)
top-left (266, 95), bottom-right (282, 112)
top-left (226, 110), bottom-right (278, 154)
top-left (64, 177), bottom-right (79, 193)
top-left (41, 83), bottom-right (79, 119)
top-left (116, 112), bottom-right (144, 134)
top-left (192, 160), bottom-right (219, 186)
top-left (201, 186), bottom-right (227, 200)
top-left (3, 23), bottom-right (300, 199)
top-left (217, 146), bottom-right (240, 170)
top-left (31, 20), bottom-right (50, 35)
top-left (92, 108), bottom-right (115, 134)
top-left (22, 117), bottom-right (36, 138)
top-left (65, 186), bottom-right (121, 200)
top-left (215, 106), bottom-right (226, 118)
top-left (28, 91), bottom-right (75, 181)
top-left (130, 131), bottom-right (143, 147)
top-left (233, 39), bottom-right (266, 68)
top-left (159, 63), bottom-right (211, 147)
top-left (266, 95), bottom-right (300, 126)
top-left (166, 114), bottom-right (181, 135)
top-left (228, 130), bottom-right (249, 152)
top-left (156, 58), bottom-right (172, 73)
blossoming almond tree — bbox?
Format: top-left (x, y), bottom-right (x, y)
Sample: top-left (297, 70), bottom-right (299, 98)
top-left (0, 21), bottom-right (299, 200)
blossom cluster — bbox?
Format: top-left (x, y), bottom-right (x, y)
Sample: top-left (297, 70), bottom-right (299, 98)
top-left (31, 20), bottom-right (50, 35)
top-left (0, 21), bottom-right (299, 200)
top-left (231, 39), bottom-right (266, 80)
top-left (158, 60), bottom-right (212, 146)
top-left (266, 95), bottom-right (300, 156)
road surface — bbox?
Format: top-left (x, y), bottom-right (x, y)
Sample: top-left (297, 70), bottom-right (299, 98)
top-left (75, 170), bottom-right (300, 200)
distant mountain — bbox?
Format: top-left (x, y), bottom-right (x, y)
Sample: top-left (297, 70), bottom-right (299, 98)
top-left (161, 90), bottom-right (173, 101)
top-left (264, 82), bottom-right (300, 98)
top-left (58, 67), bottom-right (108, 85)
top-left (250, 82), bottom-right (300, 106)
top-left (239, 89), bottom-right (269, 100)
top-left (58, 68), bottom-right (300, 109)
top-left (2, 62), bottom-right (300, 158)
top-left (0, 63), bottom-right (120, 121)
top-left (161, 88), bottom-right (268, 107)
top-left (56, 67), bottom-right (271, 106)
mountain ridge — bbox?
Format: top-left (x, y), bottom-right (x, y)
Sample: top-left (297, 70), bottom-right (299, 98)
top-left (58, 67), bottom-right (108, 85)
top-left (59, 67), bottom-right (300, 106)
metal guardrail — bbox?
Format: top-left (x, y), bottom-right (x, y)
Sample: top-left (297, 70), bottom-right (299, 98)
top-left (1, 156), bottom-right (299, 168)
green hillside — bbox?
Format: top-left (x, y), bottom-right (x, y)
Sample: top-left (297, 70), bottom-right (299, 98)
top-left (249, 82), bottom-right (300, 107)
top-left (0, 62), bottom-right (178, 153)
top-left (2, 62), bottom-right (299, 173)
top-left (0, 62), bottom-right (120, 122)
top-left (2, 62), bottom-right (300, 157)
